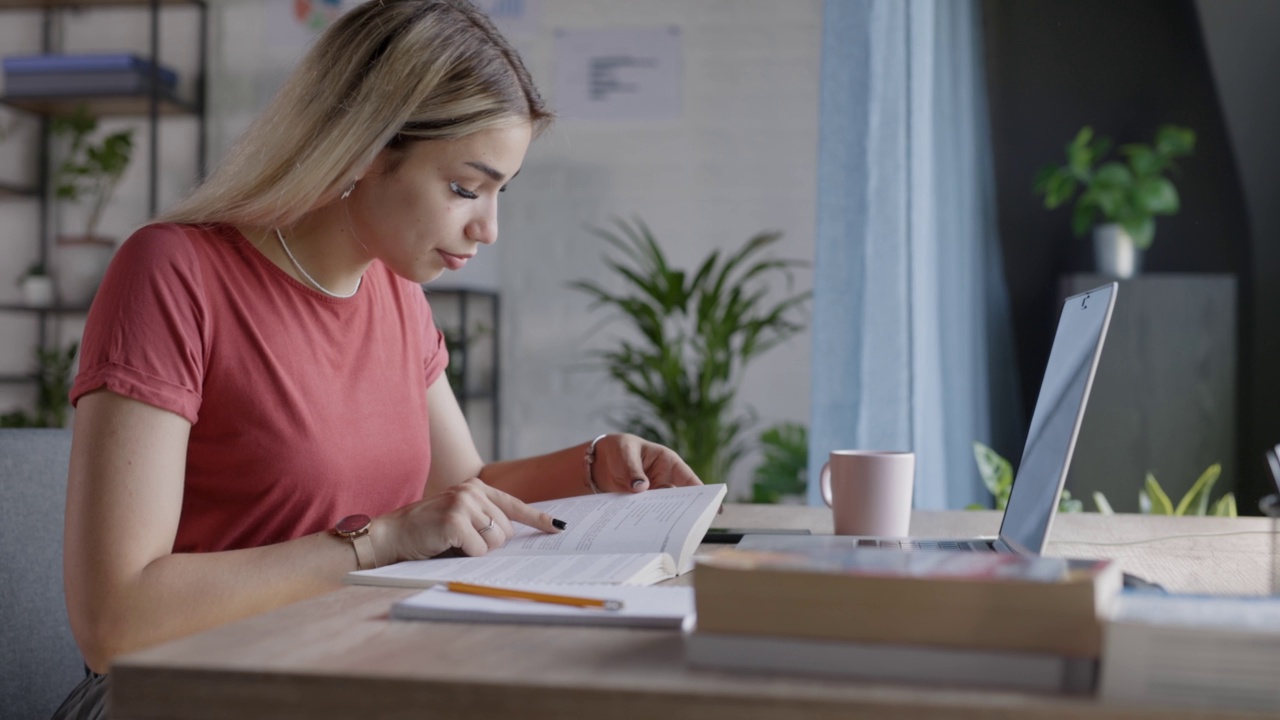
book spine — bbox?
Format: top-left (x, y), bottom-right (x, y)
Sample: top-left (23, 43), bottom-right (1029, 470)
top-left (685, 632), bottom-right (1098, 695)
top-left (693, 565), bottom-right (1107, 657)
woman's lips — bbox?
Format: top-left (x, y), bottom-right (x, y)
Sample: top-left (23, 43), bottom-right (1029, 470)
top-left (437, 250), bottom-right (473, 270)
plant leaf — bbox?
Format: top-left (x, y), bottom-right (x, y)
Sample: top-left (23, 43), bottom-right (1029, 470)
top-left (1121, 215), bottom-right (1156, 250)
top-left (1071, 201), bottom-right (1098, 238)
top-left (1209, 492), bottom-right (1237, 517)
top-left (1091, 161), bottom-right (1133, 191)
top-left (972, 442), bottom-right (1013, 510)
top-left (1135, 177), bottom-right (1179, 215)
top-left (1155, 124), bottom-right (1196, 157)
top-left (1121, 143), bottom-right (1163, 178)
top-left (1174, 463), bottom-right (1221, 516)
top-left (1093, 491), bottom-right (1115, 514)
top-left (1144, 473), bottom-right (1174, 515)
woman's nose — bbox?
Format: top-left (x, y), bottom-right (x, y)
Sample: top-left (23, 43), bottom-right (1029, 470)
top-left (465, 205), bottom-right (498, 245)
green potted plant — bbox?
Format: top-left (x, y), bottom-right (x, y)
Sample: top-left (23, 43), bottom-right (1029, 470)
top-left (748, 422), bottom-right (808, 504)
top-left (51, 105), bottom-right (135, 305)
top-left (0, 341), bottom-right (79, 428)
top-left (1033, 124), bottom-right (1195, 278)
top-left (569, 217), bottom-right (811, 486)
top-left (17, 261), bottom-right (54, 307)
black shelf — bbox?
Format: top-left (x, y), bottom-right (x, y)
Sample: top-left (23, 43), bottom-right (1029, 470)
top-left (0, 373), bottom-right (37, 383)
top-left (0, 179), bottom-right (39, 197)
top-left (0, 0), bottom-right (203, 10)
top-left (1, 91), bottom-right (198, 117)
top-left (428, 287), bottom-right (500, 459)
top-left (0, 0), bottom-right (206, 388)
top-left (0, 302), bottom-right (90, 313)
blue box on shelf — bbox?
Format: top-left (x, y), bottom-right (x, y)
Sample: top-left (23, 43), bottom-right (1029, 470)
top-left (2, 53), bottom-right (178, 97)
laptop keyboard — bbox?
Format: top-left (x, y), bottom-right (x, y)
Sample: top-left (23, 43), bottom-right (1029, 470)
top-left (856, 539), bottom-right (996, 552)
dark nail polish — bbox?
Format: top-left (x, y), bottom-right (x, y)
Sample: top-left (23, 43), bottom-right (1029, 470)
top-left (632, 478), bottom-right (648, 490)
top-left (552, 518), bottom-right (567, 530)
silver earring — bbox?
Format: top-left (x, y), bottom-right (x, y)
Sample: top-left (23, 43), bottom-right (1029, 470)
top-left (341, 181), bottom-right (356, 200)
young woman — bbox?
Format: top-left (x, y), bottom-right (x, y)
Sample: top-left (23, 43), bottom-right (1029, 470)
top-left (56, 1), bottom-right (700, 713)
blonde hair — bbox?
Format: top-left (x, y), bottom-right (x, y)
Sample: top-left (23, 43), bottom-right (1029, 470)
top-left (159, 0), bottom-right (552, 227)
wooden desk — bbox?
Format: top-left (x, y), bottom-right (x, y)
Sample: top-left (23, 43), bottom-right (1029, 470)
top-left (111, 506), bottom-right (1278, 720)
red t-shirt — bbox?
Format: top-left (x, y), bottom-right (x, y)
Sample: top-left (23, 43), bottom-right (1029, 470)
top-left (71, 223), bottom-right (449, 553)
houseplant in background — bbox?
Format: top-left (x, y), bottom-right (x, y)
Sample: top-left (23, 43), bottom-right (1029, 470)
top-left (570, 217), bottom-right (811, 487)
top-left (51, 105), bottom-right (135, 306)
top-left (748, 421), bottom-right (808, 504)
top-left (967, 442), bottom-right (1083, 513)
top-left (1033, 124), bottom-right (1195, 278)
top-left (17, 262), bottom-right (54, 307)
top-left (0, 341), bottom-right (78, 428)
top-left (969, 442), bottom-right (1235, 517)
top-left (1092, 463), bottom-right (1236, 517)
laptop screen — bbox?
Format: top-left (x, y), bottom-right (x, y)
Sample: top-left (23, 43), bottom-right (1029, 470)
top-left (999, 283), bottom-right (1116, 555)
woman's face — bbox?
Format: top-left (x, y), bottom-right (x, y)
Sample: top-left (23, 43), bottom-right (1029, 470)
top-left (351, 121), bottom-right (532, 283)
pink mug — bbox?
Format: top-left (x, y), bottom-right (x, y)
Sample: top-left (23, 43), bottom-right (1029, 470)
top-left (820, 450), bottom-right (915, 536)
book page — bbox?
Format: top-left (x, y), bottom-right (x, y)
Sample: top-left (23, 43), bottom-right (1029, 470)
top-left (348, 552), bottom-right (672, 588)
top-left (496, 484), bottom-right (726, 569)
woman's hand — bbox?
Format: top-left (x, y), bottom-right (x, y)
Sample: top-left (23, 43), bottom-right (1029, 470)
top-left (589, 433), bottom-right (703, 493)
top-left (372, 477), bottom-right (563, 564)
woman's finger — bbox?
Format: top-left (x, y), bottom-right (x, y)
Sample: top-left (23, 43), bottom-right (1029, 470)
top-left (474, 512), bottom-right (507, 550)
top-left (654, 449), bottom-right (702, 487)
top-left (448, 509), bottom-right (492, 557)
top-left (620, 438), bottom-right (650, 492)
top-left (485, 483), bottom-right (565, 534)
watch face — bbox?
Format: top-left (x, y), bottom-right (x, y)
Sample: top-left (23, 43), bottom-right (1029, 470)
top-left (335, 514), bottom-right (372, 535)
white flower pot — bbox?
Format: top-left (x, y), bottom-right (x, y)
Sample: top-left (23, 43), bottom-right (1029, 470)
top-left (1092, 223), bottom-right (1142, 279)
top-left (20, 275), bottom-right (55, 307)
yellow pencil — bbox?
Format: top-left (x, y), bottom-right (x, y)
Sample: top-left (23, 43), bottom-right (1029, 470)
top-left (444, 581), bottom-right (624, 611)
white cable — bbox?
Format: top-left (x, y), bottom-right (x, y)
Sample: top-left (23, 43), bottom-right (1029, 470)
top-left (1060, 530), bottom-right (1280, 547)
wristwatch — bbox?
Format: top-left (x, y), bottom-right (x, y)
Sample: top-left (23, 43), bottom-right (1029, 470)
top-left (332, 514), bottom-right (378, 570)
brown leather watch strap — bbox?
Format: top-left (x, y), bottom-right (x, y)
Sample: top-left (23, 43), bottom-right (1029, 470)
top-left (333, 514), bottom-right (378, 571)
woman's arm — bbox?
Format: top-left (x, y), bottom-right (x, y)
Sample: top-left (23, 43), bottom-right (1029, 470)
top-left (424, 376), bottom-right (703, 503)
top-left (65, 389), bottom-right (560, 673)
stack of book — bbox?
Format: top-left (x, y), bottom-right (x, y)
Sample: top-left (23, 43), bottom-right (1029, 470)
top-left (688, 547), bottom-right (1123, 694)
top-left (1100, 592), bottom-right (1280, 713)
top-left (2, 53), bottom-right (178, 98)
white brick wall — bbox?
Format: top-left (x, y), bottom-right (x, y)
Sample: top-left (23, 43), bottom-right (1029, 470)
top-left (0, 0), bottom-right (820, 498)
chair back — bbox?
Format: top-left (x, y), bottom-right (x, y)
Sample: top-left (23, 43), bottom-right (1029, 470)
top-left (0, 428), bottom-right (84, 718)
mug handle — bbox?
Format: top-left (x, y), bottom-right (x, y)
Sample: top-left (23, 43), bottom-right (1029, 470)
top-left (819, 461), bottom-right (833, 508)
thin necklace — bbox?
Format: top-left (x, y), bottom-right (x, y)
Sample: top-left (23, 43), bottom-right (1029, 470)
top-left (274, 228), bottom-right (360, 299)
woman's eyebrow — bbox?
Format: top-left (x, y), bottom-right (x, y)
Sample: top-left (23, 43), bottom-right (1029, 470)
top-left (465, 160), bottom-right (520, 183)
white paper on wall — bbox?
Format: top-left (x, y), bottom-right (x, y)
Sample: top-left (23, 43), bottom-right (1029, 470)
top-left (553, 26), bottom-right (683, 122)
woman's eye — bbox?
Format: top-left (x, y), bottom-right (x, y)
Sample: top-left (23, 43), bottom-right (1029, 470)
top-left (449, 181), bottom-right (478, 200)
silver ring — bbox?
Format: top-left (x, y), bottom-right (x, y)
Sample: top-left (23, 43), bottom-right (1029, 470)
top-left (478, 518), bottom-right (495, 535)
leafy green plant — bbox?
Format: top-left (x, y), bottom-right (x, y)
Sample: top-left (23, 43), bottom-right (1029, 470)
top-left (967, 441), bottom-right (1082, 512)
top-left (19, 261), bottom-right (47, 281)
top-left (1032, 124), bottom-right (1195, 250)
top-left (51, 105), bottom-right (135, 241)
top-left (440, 323), bottom-right (490, 392)
top-left (749, 422), bottom-right (808, 504)
top-left (1093, 464), bottom-right (1236, 517)
top-left (0, 342), bottom-right (79, 428)
top-left (569, 217), bottom-right (811, 485)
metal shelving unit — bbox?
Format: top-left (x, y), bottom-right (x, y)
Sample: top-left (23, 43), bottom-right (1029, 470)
top-left (428, 287), bottom-right (501, 460)
top-left (0, 0), bottom-right (206, 384)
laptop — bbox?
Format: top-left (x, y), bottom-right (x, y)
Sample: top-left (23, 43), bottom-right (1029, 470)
top-left (740, 282), bottom-right (1118, 557)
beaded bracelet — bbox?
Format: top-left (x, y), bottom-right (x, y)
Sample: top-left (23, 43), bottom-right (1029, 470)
top-left (584, 433), bottom-right (609, 494)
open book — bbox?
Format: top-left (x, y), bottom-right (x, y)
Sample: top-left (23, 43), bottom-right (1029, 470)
top-left (346, 483), bottom-right (726, 588)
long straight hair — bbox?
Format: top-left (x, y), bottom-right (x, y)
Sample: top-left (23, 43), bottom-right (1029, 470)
top-left (159, 0), bottom-right (552, 228)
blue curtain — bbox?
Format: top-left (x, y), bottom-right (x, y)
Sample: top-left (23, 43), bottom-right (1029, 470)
top-left (808, 0), bottom-right (1022, 510)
